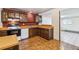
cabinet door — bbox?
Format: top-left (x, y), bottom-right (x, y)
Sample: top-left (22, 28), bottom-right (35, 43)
top-left (2, 11), bottom-right (8, 21)
top-left (15, 13), bottom-right (20, 18)
top-left (40, 28), bottom-right (43, 37)
top-left (40, 28), bottom-right (53, 40)
top-left (36, 15), bottom-right (42, 23)
top-left (49, 29), bottom-right (53, 39)
top-left (40, 28), bottom-right (46, 39)
top-left (8, 12), bottom-right (15, 18)
top-left (20, 14), bottom-right (27, 22)
top-left (36, 28), bottom-right (40, 36)
top-left (29, 28), bottom-right (36, 37)
top-left (21, 29), bottom-right (29, 39)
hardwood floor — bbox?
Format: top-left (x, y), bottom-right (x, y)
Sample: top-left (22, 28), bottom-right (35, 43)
top-left (19, 36), bottom-right (60, 50)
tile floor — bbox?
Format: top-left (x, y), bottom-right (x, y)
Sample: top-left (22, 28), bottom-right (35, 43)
top-left (62, 41), bottom-right (79, 50)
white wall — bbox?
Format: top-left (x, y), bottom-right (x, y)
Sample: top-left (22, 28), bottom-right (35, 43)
top-left (61, 8), bottom-right (79, 47)
top-left (0, 8), bottom-right (2, 26)
top-left (61, 8), bottom-right (79, 31)
top-left (61, 18), bottom-right (79, 31)
top-left (39, 9), bottom-right (53, 25)
top-left (40, 16), bottom-right (52, 25)
top-left (52, 9), bottom-right (60, 40)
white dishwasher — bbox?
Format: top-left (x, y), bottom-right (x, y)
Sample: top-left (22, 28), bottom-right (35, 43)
top-left (21, 28), bottom-right (29, 39)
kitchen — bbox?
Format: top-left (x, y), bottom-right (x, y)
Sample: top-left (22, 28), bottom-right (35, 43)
top-left (0, 8), bottom-right (60, 50)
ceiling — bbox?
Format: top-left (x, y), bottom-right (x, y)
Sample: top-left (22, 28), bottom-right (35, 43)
top-left (61, 8), bottom-right (79, 15)
top-left (61, 8), bottom-right (79, 18)
top-left (15, 8), bottom-right (53, 14)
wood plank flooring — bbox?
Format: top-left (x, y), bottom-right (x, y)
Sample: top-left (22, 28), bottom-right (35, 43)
top-left (19, 36), bottom-right (60, 50)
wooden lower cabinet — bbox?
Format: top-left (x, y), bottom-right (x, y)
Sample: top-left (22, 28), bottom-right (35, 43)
top-left (40, 28), bottom-right (53, 40)
top-left (0, 31), bottom-right (7, 37)
top-left (29, 28), bottom-right (53, 40)
top-left (29, 28), bottom-right (38, 37)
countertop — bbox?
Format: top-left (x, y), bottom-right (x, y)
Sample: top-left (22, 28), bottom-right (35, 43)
top-left (0, 35), bottom-right (18, 50)
top-left (0, 25), bottom-right (54, 31)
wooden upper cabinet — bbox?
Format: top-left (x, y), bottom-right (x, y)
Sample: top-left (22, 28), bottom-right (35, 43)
top-left (36, 15), bottom-right (42, 23)
top-left (15, 12), bottom-right (20, 18)
top-left (1, 9), bottom-right (20, 22)
top-left (27, 13), bottom-right (41, 23)
top-left (8, 12), bottom-right (15, 18)
top-left (8, 12), bottom-right (20, 19)
top-left (19, 13), bottom-right (27, 22)
top-left (1, 11), bottom-right (8, 22)
top-left (1, 9), bottom-right (40, 23)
